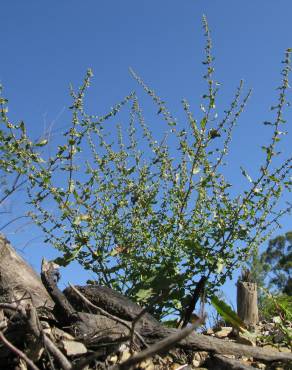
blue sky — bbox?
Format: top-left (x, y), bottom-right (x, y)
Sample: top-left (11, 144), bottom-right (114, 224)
top-left (0, 1), bottom-right (291, 305)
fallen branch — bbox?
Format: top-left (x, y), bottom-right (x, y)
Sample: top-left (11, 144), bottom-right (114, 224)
top-left (27, 305), bottom-right (73, 370)
top-left (0, 301), bottom-right (73, 370)
top-left (69, 283), bottom-right (147, 349)
top-left (111, 319), bottom-right (204, 370)
top-left (181, 331), bottom-right (292, 362)
top-left (212, 354), bottom-right (257, 370)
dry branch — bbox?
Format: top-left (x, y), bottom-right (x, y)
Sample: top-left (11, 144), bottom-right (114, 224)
top-left (110, 320), bottom-right (203, 370)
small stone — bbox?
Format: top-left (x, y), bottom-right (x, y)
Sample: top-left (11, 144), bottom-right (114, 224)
top-left (108, 355), bottom-right (118, 365)
top-left (50, 327), bottom-right (75, 340)
top-left (214, 326), bottom-right (233, 338)
top-left (236, 333), bottom-right (256, 346)
top-left (253, 363), bottom-right (266, 369)
top-left (61, 340), bottom-right (87, 356)
top-left (192, 351), bottom-right (209, 367)
top-left (240, 356), bottom-right (252, 362)
top-left (119, 348), bottom-right (132, 362)
top-left (205, 328), bottom-right (214, 335)
top-left (138, 359), bottom-right (155, 369)
top-left (170, 363), bottom-right (187, 370)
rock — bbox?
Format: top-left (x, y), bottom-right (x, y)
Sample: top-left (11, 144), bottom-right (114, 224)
top-left (253, 363), bottom-right (266, 369)
top-left (45, 326), bottom-right (75, 341)
top-left (214, 326), bottom-right (233, 338)
top-left (236, 332), bottom-right (256, 346)
top-left (170, 363), bottom-right (183, 369)
top-left (119, 347), bottom-right (132, 362)
top-left (138, 359), bottom-right (155, 369)
top-left (61, 340), bottom-right (87, 357)
top-left (108, 355), bottom-right (118, 365)
top-left (192, 351), bottom-right (209, 367)
top-left (240, 355), bottom-right (252, 362)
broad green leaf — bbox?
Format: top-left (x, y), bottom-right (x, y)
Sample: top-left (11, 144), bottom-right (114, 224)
top-left (210, 295), bottom-right (248, 333)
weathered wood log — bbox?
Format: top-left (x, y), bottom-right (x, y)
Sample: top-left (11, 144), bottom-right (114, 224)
top-left (45, 263), bottom-right (292, 363)
top-left (63, 284), bottom-right (160, 330)
top-left (210, 354), bottom-right (257, 370)
top-left (237, 270), bottom-right (259, 328)
top-left (0, 238), bottom-right (291, 368)
top-left (0, 235), bottom-right (54, 310)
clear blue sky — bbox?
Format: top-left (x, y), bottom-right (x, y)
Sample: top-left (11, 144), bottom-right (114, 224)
top-left (0, 1), bottom-right (291, 304)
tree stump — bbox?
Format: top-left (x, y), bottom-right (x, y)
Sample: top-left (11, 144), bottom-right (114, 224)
top-left (237, 271), bottom-right (259, 329)
top-left (0, 234), bottom-right (54, 309)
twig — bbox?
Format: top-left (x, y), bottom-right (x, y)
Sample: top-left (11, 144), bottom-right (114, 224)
top-left (69, 284), bottom-right (148, 348)
top-left (0, 215), bottom-right (29, 232)
top-left (0, 302), bottom-right (27, 316)
top-left (27, 305), bottom-right (73, 370)
top-left (0, 302), bottom-right (72, 370)
top-left (0, 330), bottom-right (40, 370)
top-left (110, 319), bottom-right (204, 370)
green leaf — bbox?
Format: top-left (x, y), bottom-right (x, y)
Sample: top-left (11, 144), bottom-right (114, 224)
top-left (200, 117), bottom-right (207, 129)
top-left (210, 295), bottom-right (247, 333)
top-left (53, 256), bottom-right (71, 267)
top-left (35, 139), bottom-right (48, 147)
top-left (269, 175), bottom-right (280, 183)
top-left (135, 288), bottom-right (154, 302)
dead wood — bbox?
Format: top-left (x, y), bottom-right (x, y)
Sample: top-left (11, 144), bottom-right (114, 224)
top-left (0, 238), bottom-right (291, 370)
top-left (237, 270), bottom-right (259, 328)
top-left (110, 321), bottom-right (204, 370)
top-left (43, 260), bottom-right (292, 363)
top-left (0, 235), bottom-right (54, 310)
top-left (0, 329), bottom-right (40, 370)
top-left (63, 284), bottom-right (160, 330)
top-left (210, 354), bottom-right (257, 370)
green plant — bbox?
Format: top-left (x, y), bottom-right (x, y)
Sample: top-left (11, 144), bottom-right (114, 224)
top-left (258, 291), bottom-right (292, 348)
top-left (28, 17), bottom-right (292, 319)
top-left (210, 295), bottom-right (247, 333)
top-left (0, 85), bottom-right (46, 231)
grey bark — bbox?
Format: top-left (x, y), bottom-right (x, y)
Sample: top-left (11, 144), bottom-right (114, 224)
top-left (237, 280), bottom-right (259, 328)
top-left (0, 234), bottom-right (54, 309)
